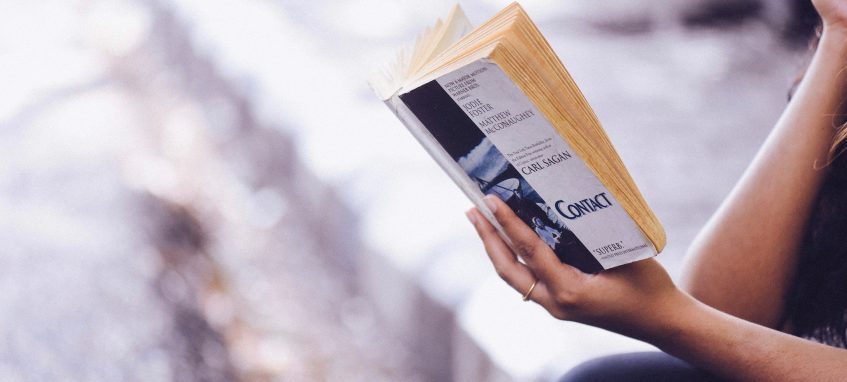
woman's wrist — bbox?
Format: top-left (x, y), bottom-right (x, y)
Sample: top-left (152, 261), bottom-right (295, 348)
top-left (820, 24), bottom-right (847, 54)
top-left (657, 291), bottom-right (703, 349)
top-left (629, 287), bottom-right (703, 350)
top-left (594, 284), bottom-right (695, 347)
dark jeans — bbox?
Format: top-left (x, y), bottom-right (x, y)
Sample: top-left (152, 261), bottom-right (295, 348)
top-left (559, 352), bottom-right (725, 382)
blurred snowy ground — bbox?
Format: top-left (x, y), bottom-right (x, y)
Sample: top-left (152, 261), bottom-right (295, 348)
top-left (0, 0), bottom-right (811, 381)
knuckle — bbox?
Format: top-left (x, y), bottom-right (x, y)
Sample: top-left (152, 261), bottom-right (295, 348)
top-left (494, 266), bottom-right (512, 284)
top-left (477, 218), bottom-right (495, 233)
top-left (475, 223), bottom-right (492, 238)
top-left (549, 309), bottom-right (569, 320)
top-left (475, 228), bottom-right (489, 242)
top-left (513, 238), bottom-right (545, 260)
top-left (513, 241), bottom-right (534, 259)
top-left (502, 215), bottom-right (527, 232)
top-left (553, 290), bottom-right (579, 309)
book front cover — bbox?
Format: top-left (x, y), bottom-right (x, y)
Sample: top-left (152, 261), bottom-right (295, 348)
top-left (400, 59), bottom-right (656, 271)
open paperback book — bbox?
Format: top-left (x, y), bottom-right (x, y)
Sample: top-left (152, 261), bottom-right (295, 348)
top-left (369, 3), bottom-right (665, 273)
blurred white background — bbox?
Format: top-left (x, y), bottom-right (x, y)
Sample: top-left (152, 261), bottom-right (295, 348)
top-left (0, 0), bottom-right (815, 380)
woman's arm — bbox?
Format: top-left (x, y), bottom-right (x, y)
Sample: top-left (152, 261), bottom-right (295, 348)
top-left (466, 3), bottom-right (847, 380)
top-left (467, 196), bottom-right (847, 381)
top-left (681, 2), bottom-right (847, 328)
top-left (652, 288), bottom-right (847, 382)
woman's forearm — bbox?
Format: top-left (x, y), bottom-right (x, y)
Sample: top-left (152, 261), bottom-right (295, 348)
top-left (681, 28), bottom-right (847, 327)
top-left (644, 289), bottom-right (847, 382)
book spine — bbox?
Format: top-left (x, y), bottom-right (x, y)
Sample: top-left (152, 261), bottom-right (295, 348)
top-left (398, 59), bottom-right (656, 271)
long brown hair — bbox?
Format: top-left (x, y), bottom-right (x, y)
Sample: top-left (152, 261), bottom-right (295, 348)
top-left (784, 139), bottom-right (847, 347)
top-left (782, 26), bottom-right (847, 348)
top-left (830, 125), bottom-right (847, 160)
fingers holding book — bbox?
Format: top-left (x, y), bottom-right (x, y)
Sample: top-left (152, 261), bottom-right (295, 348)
top-left (466, 195), bottom-right (589, 319)
top-left (482, 195), bottom-right (583, 287)
top-left (465, 205), bottom-right (540, 299)
top-left (467, 194), bottom-right (679, 329)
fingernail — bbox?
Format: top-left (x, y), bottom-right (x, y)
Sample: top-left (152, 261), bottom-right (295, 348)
top-left (465, 209), bottom-right (477, 225)
top-left (483, 195), bottom-right (498, 213)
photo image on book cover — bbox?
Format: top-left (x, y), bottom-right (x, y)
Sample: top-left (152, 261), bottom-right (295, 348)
top-left (399, 80), bottom-right (602, 272)
top-left (460, 137), bottom-right (576, 251)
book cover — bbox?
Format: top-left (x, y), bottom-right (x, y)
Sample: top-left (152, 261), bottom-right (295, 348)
top-left (373, 4), bottom-right (662, 273)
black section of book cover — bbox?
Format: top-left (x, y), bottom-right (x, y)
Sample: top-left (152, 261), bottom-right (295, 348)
top-left (400, 80), bottom-right (603, 274)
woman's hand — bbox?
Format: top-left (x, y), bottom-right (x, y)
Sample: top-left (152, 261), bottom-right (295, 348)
top-left (814, 0), bottom-right (847, 36)
top-left (467, 195), bottom-right (683, 340)
top-left (469, 197), bottom-right (847, 381)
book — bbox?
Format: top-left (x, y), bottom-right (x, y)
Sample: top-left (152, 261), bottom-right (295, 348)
top-left (369, 3), bottom-right (665, 273)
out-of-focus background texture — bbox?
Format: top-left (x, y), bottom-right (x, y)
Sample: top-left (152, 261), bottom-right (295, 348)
top-left (0, 0), bottom-right (818, 381)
